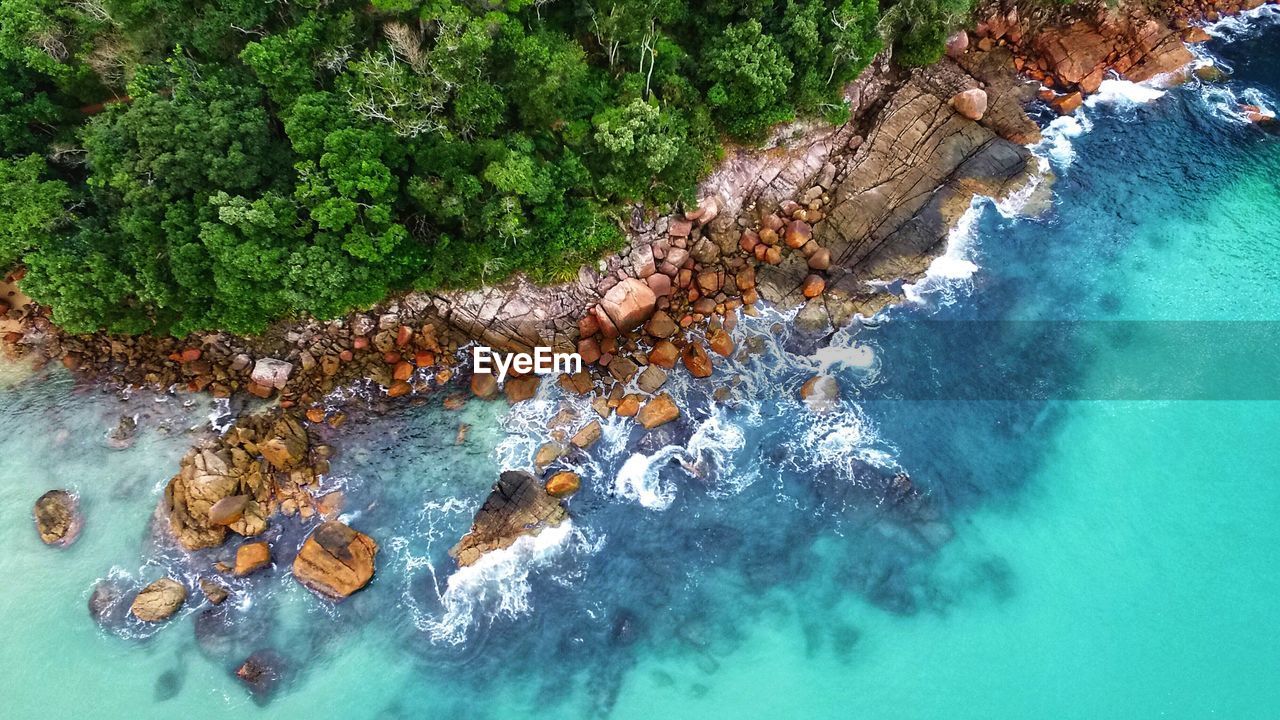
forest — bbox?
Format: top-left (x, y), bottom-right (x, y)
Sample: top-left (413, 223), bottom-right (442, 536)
top-left (0, 0), bottom-right (974, 335)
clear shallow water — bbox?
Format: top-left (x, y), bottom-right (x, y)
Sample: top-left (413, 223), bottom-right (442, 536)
top-left (3, 14), bottom-right (1280, 719)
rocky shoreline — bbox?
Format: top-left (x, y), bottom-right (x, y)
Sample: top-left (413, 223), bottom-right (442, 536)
top-left (7, 1), bottom-right (1271, 689)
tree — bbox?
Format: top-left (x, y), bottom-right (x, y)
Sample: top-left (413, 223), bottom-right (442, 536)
top-left (591, 97), bottom-right (687, 199)
top-left (883, 0), bottom-right (975, 67)
top-left (0, 155), bottom-right (69, 269)
top-left (701, 20), bottom-right (795, 140)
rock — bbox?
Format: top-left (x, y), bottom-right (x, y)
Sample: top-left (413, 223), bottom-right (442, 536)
top-left (387, 381), bottom-right (412, 398)
top-left (707, 328), bottom-right (734, 357)
top-left (807, 247), bottom-right (832, 271)
top-left (504, 375), bottom-right (541, 404)
top-left (685, 195), bottom-right (720, 224)
top-left (235, 649), bottom-right (286, 702)
top-left (800, 375), bottom-right (840, 413)
top-left (200, 578), bottom-right (229, 605)
top-left (450, 471), bottom-right (568, 567)
top-left (608, 356), bottom-right (639, 383)
top-left (649, 340), bottom-right (679, 369)
top-left (106, 415), bottom-right (138, 449)
top-left (637, 393), bottom-right (680, 429)
top-left (470, 372), bottom-right (499, 399)
top-left (292, 521), bottom-right (378, 599)
top-left (258, 416), bottom-right (308, 471)
top-left (33, 490), bottom-right (81, 547)
top-left (951, 88), bottom-right (988, 121)
top-left (784, 220), bottom-right (812, 249)
top-left (571, 419), bottom-right (602, 449)
top-left (644, 310), bottom-right (679, 339)
top-left (1241, 104), bottom-right (1275, 124)
top-left (637, 365), bottom-right (668, 394)
top-left (577, 337), bottom-right (601, 364)
top-left (165, 433), bottom-right (274, 550)
top-left (1050, 91), bottom-right (1083, 115)
top-left (208, 494), bottom-right (250, 526)
top-left (599, 278), bottom-right (657, 333)
top-left (130, 578), bottom-right (187, 622)
top-left (801, 275), bottom-right (826, 299)
top-left (616, 394), bottom-right (641, 417)
top-left (534, 442), bottom-right (564, 469)
top-left (1034, 22), bottom-right (1114, 86)
top-left (945, 30), bottom-right (970, 59)
top-left (681, 343), bottom-right (714, 378)
top-left (250, 358), bottom-right (293, 390)
top-left (646, 272), bottom-right (673, 297)
top-left (544, 471), bottom-right (581, 498)
top-left (234, 541), bottom-right (271, 576)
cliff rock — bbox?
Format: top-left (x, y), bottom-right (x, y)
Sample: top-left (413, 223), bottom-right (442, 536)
top-left (450, 471), bottom-right (568, 567)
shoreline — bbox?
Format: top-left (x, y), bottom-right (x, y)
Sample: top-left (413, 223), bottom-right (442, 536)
top-left (4, 0), bottom-right (1273, 591)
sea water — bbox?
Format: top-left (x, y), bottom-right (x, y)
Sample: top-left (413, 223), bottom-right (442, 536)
top-left (2, 12), bottom-right (1278, 719)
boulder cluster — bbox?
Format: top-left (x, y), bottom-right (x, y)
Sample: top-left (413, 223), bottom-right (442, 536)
top-left (967, 1), bottom-right (1273, 115)
top-left (163, 413), bottom-right (324, 550)
top-left (524, 188), bottom-right (844, 444)
top-left (3, 288), bottom-right (474, 424)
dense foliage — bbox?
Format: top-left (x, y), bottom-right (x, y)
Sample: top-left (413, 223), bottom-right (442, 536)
top-left (0, 0), bottom-right (971, 335)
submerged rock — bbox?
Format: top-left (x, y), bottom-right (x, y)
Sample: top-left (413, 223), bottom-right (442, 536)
top-left (130, 578), bottom-right (186, 622)
top-left (199, 578), bottom-right (229, 605)
top-left (235, 649), bottom-right (287, 704)
top-left (800, 375), bottom-right (840, 413)
top-left (106, 415), bottom-right (138, 449)
top-left (292, 521), bottom-right (378, 599)
top-left (88, 579), bottom-right (127, 627)
top-left (33, 489), bottom-right (81, 547)
top-left (450, 470), bottom-right (568, 567)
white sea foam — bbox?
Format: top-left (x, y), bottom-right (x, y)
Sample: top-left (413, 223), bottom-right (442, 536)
top-left (781, 401), bottom-right (899, 493)
top-left (424, 521), bottom-right (577, 646)
top-left (901, 198), bottom-right (983, 308)
top-left (1033, 79), bottom-right (1166, 172)
top-left (1206, 4), bottom-right (1279, 40)
top-left (1087, 78), bottom-right (1168, 107)
top-left (813, 342), bottom-right (876, 373)
top-left (614, 448), bottom-right (680, 509)
top-left (611, 405), bottom-right (754, 507)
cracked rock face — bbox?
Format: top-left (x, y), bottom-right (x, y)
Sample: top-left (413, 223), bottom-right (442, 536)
top-left (292, 521), bottom-right (378, 599)
top-left (758, 65), bottom-right (1036, 336)
top-left (449, 471), bottom-right (568, 567)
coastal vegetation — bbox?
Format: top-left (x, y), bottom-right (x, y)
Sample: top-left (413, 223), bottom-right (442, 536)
top-left (0, 0), bottom-right (974, 336)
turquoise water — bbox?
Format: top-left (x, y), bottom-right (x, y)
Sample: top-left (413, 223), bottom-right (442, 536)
top-left (3, 13), bottom-right (1279, 719)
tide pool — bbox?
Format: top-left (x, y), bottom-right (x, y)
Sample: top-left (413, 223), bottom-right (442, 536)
top-left (2, 12), bottom-right (1279, 720)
